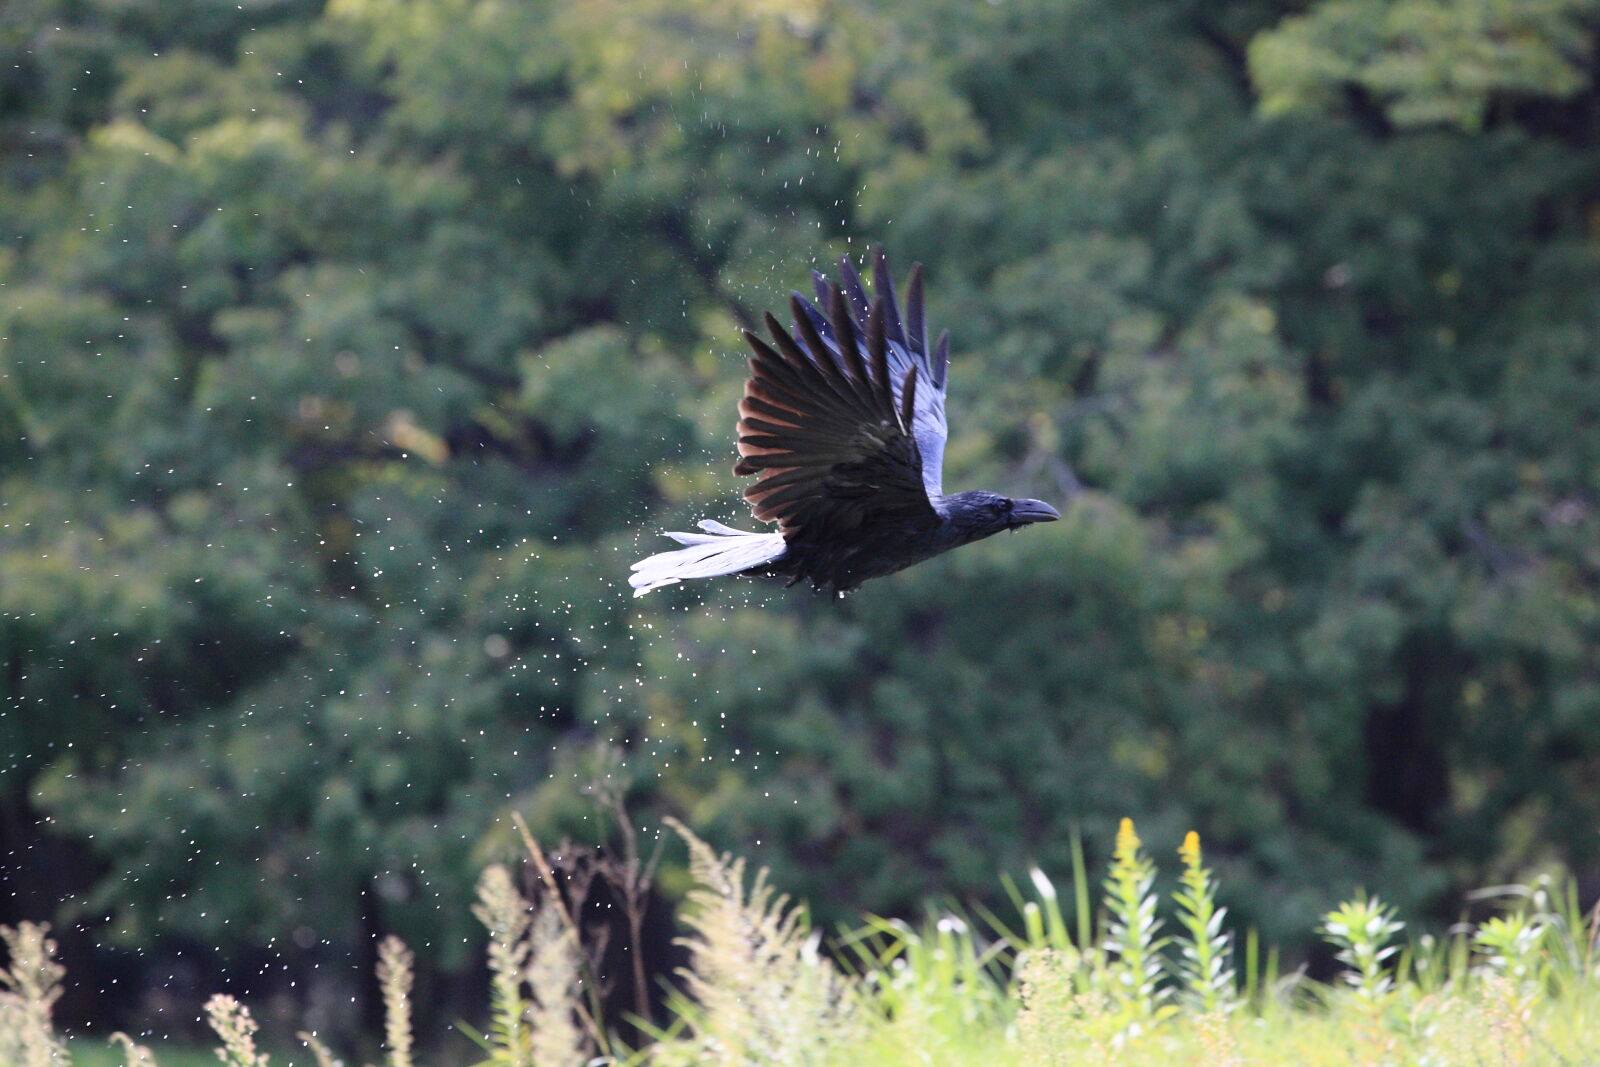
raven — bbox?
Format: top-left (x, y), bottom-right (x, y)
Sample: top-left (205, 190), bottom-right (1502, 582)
top-left (629, 250), bottom-right (1059, 596)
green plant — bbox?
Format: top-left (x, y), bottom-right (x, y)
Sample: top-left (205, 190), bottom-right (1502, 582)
top-left (1172, 831), bottom-right (1234, 1014)
top-left (1475, 913), bottom-right (1545, 987)
top-left (467, 863), bottom-right (588, 1067)
top-left (1321, 895), bottom-right (1404, 1005)
top-left (1102, 818), bottom-right (1173, 1036)
top-left (659, 816), bottom-right (860, 1067)
top-left (472, 865), bottom-right (534, 1067)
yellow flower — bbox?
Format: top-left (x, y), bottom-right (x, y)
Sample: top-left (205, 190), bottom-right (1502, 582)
top-left (1179, 830), bottom-right (1202, 870)
top-left (1115, 817), bottom-right (1140, 864)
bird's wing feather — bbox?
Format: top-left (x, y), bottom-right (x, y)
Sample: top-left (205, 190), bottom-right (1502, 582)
top-left (790, 251), bottom-right (949, 497)
top-left (736, 278), bottom-right (938, 543)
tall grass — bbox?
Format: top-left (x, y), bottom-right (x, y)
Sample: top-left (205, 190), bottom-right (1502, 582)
top-left (14, 819), bottom-right (1600, 1066)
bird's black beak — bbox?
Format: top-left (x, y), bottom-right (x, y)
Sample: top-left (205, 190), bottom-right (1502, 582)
top-left (1010, 498), bottom-right (1060, 526)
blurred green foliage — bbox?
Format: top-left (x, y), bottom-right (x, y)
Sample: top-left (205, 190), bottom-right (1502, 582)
top-left (3, 0), bottom-right (1600, 1020)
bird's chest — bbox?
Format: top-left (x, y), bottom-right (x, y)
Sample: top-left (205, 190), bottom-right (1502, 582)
top-left (780, 523), bottom-right (956, 592)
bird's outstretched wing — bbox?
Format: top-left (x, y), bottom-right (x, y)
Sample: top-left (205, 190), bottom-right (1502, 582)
top-left (792, 250), bottom-right (951, 497)
top-left (735, 254), bottom-right (941, 545)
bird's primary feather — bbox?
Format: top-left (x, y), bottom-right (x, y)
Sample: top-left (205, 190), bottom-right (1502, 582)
top-left (794, 250), bottom-right (949, 498)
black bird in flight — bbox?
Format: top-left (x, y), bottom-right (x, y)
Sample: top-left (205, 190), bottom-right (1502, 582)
top-left (630, 249), bottom-right (1059, 596)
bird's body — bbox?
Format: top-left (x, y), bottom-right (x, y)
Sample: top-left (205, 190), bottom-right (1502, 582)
top-left (630, 251), bottom-right (1059, 596)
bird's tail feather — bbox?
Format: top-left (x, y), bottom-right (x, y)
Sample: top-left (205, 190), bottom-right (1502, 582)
top-left (629, 520), bottom-right (785, 596)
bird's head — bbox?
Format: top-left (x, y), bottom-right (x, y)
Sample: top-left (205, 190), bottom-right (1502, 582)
top-left (941, 490), bottom-right (1060, 542)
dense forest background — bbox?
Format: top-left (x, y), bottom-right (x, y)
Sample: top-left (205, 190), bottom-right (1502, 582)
top-left (5, 0), bottom-right (1600, 1048)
